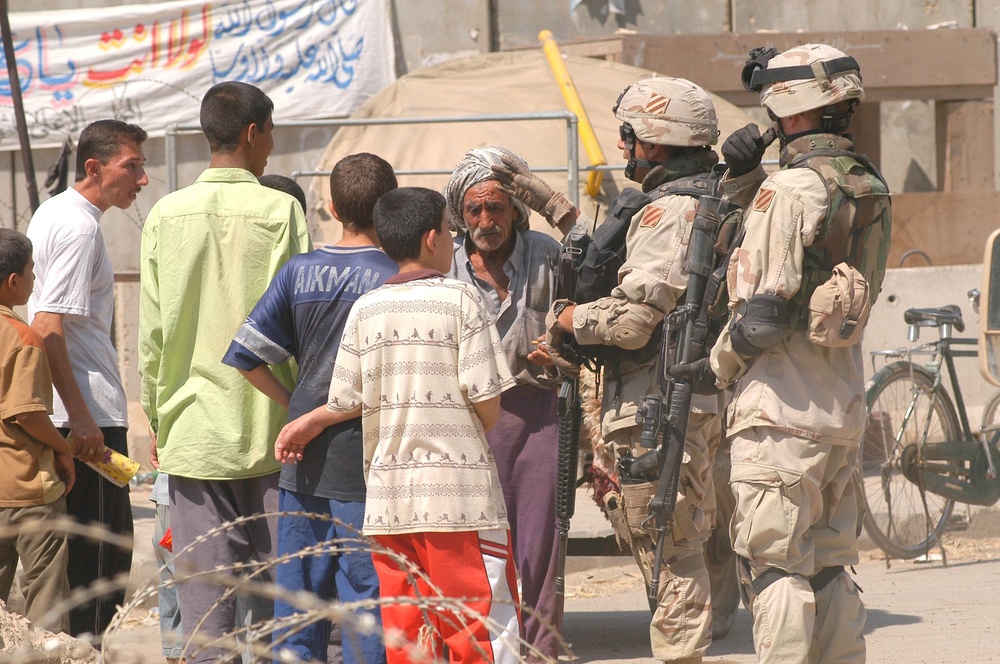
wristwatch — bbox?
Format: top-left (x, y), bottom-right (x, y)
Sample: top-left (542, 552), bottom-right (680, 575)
top-left (552, 301), bottom-right (574, 331)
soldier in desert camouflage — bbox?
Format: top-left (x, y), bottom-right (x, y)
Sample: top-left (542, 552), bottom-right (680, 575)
top-left (675, 44), bottom-right (892, 663)
top-left (496, 76), bottom-right (727, 664)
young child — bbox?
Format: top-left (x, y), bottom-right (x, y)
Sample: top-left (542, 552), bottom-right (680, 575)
top-left (258, 174), bottom-right (307, 212)
top-left (0, 228), bottom-right (75, 632)
top-left (276, 187), bottom-right (521, 664)
top-left (224, 153), bottom-right (399, 663)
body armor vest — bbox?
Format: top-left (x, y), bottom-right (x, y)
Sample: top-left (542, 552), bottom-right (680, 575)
top-left (570, 157), bottom-right (723, 366)
top-left (782, 133), bottom-right (892, 329)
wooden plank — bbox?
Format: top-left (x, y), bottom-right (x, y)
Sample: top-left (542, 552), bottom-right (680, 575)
top-left (891, 192), bottom-right (1000, 267)
top-left (611, 30), bottom-right (996, 101)
top-left (731, 1), bottom-right (973, 33)
top-left (974, 0), bottom-right (1000, 190)
top-left (552, 37), bottom-right (625, 60)
top-left (936, 100), bottom-right (995, 191)
top-left (712, 86), bottom-right (996, 106)
top-left (851, 102), bottom-right (881, 171)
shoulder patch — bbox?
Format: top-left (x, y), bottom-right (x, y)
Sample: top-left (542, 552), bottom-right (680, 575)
top-left (639, 206), bottom-right (664, 228)
top-left (752, 187), bottom-right (776, 213)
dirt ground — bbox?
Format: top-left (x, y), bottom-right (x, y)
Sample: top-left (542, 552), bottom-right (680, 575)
top-left (94, 489), bottom-right (1000, 663)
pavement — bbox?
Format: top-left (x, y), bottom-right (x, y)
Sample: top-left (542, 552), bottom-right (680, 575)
top-left (102, 483), bottom-right (1000, 663)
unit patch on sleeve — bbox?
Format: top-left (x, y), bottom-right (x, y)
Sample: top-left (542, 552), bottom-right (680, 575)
top-left (752, 187), bottom-right (776, 213)
top-left (639, 206), bottom-right (664, 228)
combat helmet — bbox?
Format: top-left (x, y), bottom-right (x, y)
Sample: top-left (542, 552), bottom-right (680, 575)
top-left (612, 76), bottom-right (719, 179)
top-left (742, 43), bottom-right (863, 132)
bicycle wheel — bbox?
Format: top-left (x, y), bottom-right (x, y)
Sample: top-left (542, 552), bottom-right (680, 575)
top-left (981, 391), bottom-right (1000, 435)
top-left (861, 361), bottom-right (959, 559)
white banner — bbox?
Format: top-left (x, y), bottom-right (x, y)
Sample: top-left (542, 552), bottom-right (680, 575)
top-left (0, 0), bottom-right (396, 150)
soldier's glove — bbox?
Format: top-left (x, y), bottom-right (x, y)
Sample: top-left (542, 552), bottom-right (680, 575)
top-left (545, 300), bottom-right (582, 377)
top-left (722, 123), bottom-right (768, 177)
top-left (492, 154), bottom-right (578, 228)
top-left (667, 357), bottom-right (721, 395)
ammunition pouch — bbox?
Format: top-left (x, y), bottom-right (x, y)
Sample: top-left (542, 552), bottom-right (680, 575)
top-left (603, 491), bottom-right (632, 549)
top-left (622, 480), bottom-right (657, 538)
top-left (604, 487), bottom-right (656, 590)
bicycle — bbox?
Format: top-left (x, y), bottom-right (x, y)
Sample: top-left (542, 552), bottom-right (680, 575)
top-left (861, 292), bottom-right (1000, 560)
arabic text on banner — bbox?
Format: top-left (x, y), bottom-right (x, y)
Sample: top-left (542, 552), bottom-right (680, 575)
top-left (0, 0), bottom-right (396, 151)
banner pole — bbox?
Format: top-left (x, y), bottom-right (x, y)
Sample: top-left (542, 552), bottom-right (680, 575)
top-left (0, 0), bottom-right (39, 213)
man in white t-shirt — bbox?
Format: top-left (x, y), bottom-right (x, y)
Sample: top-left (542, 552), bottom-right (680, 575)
top-left (27, 119), bottom-right (148, 637)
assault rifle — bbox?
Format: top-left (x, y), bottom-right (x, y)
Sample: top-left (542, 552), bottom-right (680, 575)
top-left (554, 225), bottom-right (588, 608)
top-left (616, 194), bottom-right (730, 601)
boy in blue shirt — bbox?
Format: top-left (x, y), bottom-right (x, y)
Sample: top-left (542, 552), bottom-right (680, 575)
top-left (224, 154), bottom-right (398, 663)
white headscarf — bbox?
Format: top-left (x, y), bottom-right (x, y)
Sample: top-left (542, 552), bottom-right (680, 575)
top-left (444, 146), bottom-right (531, 233)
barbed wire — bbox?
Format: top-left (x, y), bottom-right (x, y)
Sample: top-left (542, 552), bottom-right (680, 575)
top-left (0, 510), bottom-right (575, 663)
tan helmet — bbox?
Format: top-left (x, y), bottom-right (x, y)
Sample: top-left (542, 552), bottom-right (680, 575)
top-left (756, 44), bottom-right (864, 118)
top-left (613, 76), bottom-right (720, 147)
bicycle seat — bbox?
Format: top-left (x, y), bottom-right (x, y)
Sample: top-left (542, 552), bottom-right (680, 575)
top-left (903, 304), bottom-right (965, 332)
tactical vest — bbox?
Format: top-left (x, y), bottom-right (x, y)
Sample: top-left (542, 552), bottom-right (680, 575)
top-left (782, 134), bottom-right (892, 330)
top-left (574, 170), bottom-right (721, 305)
top-left (570, 162), bottom-right (735, 365)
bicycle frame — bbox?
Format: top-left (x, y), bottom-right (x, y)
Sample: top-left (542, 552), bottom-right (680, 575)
top-left (870, 329), bottom-right (979, 444)
top-left (871, 322), bottom-right (1000, 500)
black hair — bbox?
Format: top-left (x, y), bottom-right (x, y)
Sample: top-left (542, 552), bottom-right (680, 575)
top-left (330, 153), bottom-right (398, 230)
top-left (200, 81), bottom-right (274, 154)
top-left (374, 187), bottom-right (447, 262)
top-left (75, 120), bottom-right (148, 182)
top-left (0, 228), bottom-right (32, 283)
top-left (258, 174), bottom-right (307, 211)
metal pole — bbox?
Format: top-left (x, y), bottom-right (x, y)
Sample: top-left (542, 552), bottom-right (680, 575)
top-left (567, 116), bottom-right (579, 208)
top-left (0, 0), bottom-right (38, 212)
top-left (171, 112), bottom-right (584, 196)
top-left (165, 124), bottom-right (177, 192)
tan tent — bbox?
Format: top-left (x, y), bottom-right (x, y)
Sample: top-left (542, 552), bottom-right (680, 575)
top-left (310, 49), bottom-right (772, 243)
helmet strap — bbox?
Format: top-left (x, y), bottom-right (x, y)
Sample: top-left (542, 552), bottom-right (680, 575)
top-left (769, 101), bottom-right (857, 147)
top-left (820, 99), bottom-right (858, 134)
top-left (620, 123), bottom-right (657, 182)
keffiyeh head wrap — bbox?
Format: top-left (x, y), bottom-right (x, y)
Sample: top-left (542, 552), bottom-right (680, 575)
top-left (444, 146), bottom-right (532, 233)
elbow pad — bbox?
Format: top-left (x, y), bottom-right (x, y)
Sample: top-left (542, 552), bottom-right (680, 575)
top-left (730, 293), bottom-right (787, 358)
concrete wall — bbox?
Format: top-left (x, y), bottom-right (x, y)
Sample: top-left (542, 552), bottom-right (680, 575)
top-left (866, 265), bottom-right (996, 427)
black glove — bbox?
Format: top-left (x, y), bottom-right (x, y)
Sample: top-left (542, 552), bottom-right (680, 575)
top-left (722, 123), bottom-right (767, 177)
top-left (667, 357), bottom-right (720, 395)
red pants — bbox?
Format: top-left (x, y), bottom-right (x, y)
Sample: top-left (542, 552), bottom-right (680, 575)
top-left (372, 529), bottom-right (522, 664)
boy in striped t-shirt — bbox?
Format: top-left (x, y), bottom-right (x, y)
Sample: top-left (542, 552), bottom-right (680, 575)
top-left (276, 187), bottom-right (521, 664)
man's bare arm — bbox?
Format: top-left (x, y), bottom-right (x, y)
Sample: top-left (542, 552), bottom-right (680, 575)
top-left (30, 312), bottom-right (103, 463)
top-left (274, 404), bottom-right (360, 463)
top-left (238, 366), bottom-right (292, 410)
top-left (472, 394), bottom-right (501, 433)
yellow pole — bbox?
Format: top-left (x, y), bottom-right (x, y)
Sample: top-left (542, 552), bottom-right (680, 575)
top-left (539, 29), bottom-right (606, 199)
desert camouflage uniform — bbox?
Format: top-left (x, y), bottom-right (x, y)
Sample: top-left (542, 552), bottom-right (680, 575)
top-left (710, 133), bottom-right (891, 664)
top-left (572, 152), bottom-right (724, 663)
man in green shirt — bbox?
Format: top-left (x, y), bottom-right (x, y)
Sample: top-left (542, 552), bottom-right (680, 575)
top-left (138, 81), bottom-right (311, 663)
